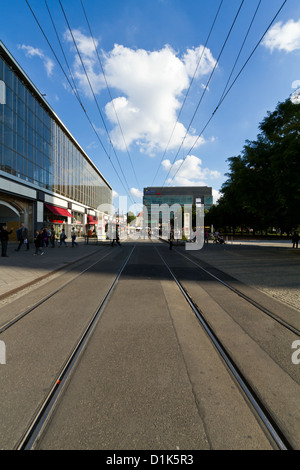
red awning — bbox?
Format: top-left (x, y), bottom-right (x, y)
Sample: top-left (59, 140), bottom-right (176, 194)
top-left (45, 204), bottom-right (73, 218)
top-left (87, 215), bottom-right (97, 223)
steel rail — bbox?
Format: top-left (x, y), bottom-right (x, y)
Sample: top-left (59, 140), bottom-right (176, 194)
top-left (156, 246), bottom-right (293, 451)
top-left (174, 248), bottom-right (300, 337)
top-left (16, 245), bottom-right (135, 450)
top-left (0, 247), bottom-right (113, 334)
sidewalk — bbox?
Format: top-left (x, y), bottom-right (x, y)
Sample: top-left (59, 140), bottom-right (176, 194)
top-left (225, 238), bottom-right (295, 248)
top-left (0, 239), bottom-right (109, 300)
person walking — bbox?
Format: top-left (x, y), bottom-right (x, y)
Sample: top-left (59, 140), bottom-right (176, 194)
top-left (292, 232), bottom-right (299, 249)
top-left (71, 226), bottom-right (78, 247)
top-left (0, 225), bottom-right (13, 257)
top-left (111, 223), bottom-right (121, 247)
top-left (169, 226), bottom-right (174, 250)
top-left (15, 223), bottom-right (30, 251)
top-left (59, 229), bottom-right (68, 247)
top-left (33, 230), bottom-right (44, 256)
top-left (50, 225), bottom-right (56, 248)
top-left (42, 227), bottom-right (49, 248)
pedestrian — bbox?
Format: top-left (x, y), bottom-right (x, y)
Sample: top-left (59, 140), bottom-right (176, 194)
top-left (71, 226), bottom-right (78, 247)
top-left (205, 231), bottom-right (209, 243)
top-left (59, 229), bottom-right (68, 247)
top-left (42, 227), bottom-right (49, 247)
top-left (292, 232), bottom-right (299, 249)
top-left (15, 223), bottom-right (30, 251)
top-left (0, 225), bottom-right (13, 257)
top-left (50, 225), bottom-right (56, 248)
top-left (111, 223), bottom-right (121, 246)
top-left (33, 230), bottom-right (44, 255)
top-left (169, 226), bottom-right (174, 250)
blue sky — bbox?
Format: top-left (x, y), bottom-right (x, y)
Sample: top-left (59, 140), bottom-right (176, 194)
top-left (1, 0), bottom-right (300, 211)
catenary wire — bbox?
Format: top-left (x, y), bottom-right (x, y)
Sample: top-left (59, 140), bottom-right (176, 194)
top-left (162, 0), bottom-right (245, 187)
top-left (58, 0), bottom-right (136, 205)
top-left (167, 0), bottom-right (288, 187)
top-left (151, 0), bottom-right (224, 187)
top-left (44, 0), bottom-right (83, 109)
top-left (25, 0), bottom-right (135, 204)
top-left (80, 0), bottom-right (141, 193)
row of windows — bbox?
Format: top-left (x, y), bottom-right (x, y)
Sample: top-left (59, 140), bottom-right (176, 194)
top-left (144, 196), bottom-right (193, 206)
top-left (0, 55), bottom-right (112, 209)
top-left (0, 60), bottom-right (52, 126)
top-left (0, 143), bottom-right (109, 207)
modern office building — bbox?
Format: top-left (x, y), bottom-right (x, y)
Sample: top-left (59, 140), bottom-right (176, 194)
top-left (144, 186), bottom-right (212, 212)
top-left (143, 186), bottom-right (212, 234)
top-left (0, 41), bottom-right (112, 241)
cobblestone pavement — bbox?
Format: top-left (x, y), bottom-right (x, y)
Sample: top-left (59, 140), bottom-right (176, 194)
top-left (186, 240), bottom-right (300, 312)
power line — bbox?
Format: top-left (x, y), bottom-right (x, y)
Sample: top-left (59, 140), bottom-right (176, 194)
top-left (25, 0), bottom-right (135, 204)
top-left (58, 0), bottom-right (136, 204)
top-left (167, 0), bottom-right (288, 187)
top-left (44, 0), bottom-right (83, 108)
top-left (162, 0), bottom-right (246, 187)
top-left (151, 0), bottom-right (224, 186)
top-left (80, 0), bottom-right (141, 193)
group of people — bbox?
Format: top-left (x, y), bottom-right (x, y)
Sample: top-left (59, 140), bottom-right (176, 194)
top-left (0, 224), bottom-right (79, 257)
top-left (204, 230), bottom-right (225, 244)
top-left (34, 226), bottom-right (79, 253)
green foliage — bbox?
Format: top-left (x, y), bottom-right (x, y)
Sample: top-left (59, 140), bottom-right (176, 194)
top-left (126, 211), bottom-right (136, 224)
top-left (206, 98), bottom-right (300, 234)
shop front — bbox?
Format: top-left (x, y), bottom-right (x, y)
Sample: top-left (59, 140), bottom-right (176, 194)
top-left (43, 203), bottom-right (73, 240)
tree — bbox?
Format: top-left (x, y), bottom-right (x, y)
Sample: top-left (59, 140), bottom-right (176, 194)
top-left (206, 98), bottom-right (300, 234)
top-left (127, 211), bottom-right (136, 225)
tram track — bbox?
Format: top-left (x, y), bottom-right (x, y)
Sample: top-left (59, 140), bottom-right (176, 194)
top-left (0, 247), bottom-right (113, 334)
top-left (168, 244), bottom-right (300, 337)
top-left (15, 245), bottom-right (135, 450)
top-left (1, 240), bottom-right (298, 450)
top-left (155, 246), bottom-right (293, 450)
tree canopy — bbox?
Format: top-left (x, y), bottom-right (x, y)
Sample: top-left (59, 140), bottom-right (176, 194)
top-left (206, 98), bottom-right (300, 234)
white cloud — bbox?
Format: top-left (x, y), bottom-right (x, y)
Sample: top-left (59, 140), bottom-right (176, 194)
top-left (103, 44), bottom-right (215, 155)
top-left (64, 29), bottom-right (105, 96)
top-left (262, 19), bottom-right (300, 53)
top-left (212, 189), bottom-right (221, 204)
top-left (64, 32), bottom-right (216, 156)
top-left (130, 187), bottom-right (143, 199)
top-left (162, 154), bottom-right (221, 186)
top-left (18, 44), bottom-right (55, 77)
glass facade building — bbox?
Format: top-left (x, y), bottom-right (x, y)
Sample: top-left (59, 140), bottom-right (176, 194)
top-left (143, 186), bottom-right (212, 231)
top-left (0, 41), bottom-right (112, 240)
top-left (144, 186), bottom-right (213, 210)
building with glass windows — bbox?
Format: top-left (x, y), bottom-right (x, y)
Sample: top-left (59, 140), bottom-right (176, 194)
top-left (143, 186), bottom-right (212, 232)
top-left (0, 41), bottom-right (112, 241)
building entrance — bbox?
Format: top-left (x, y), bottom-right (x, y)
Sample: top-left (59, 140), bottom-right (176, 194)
top-left (0, 201), bottom-right (20, 240)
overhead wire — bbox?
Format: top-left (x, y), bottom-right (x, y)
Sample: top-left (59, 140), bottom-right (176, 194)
top-left (162, 0), bottom-right (246, 187)
top-left (151, 0), bottom-right (224, 186)
top-left (80, 0), bottom-right (141, 193)
top-left (25, 0), bottom-right (135, 205)
top-left (58, 0), bottom-right (136, 204)
top-left (167, 0), bottom-right (288, 187)
top-left (44, 0), bottom-right (83, 110)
